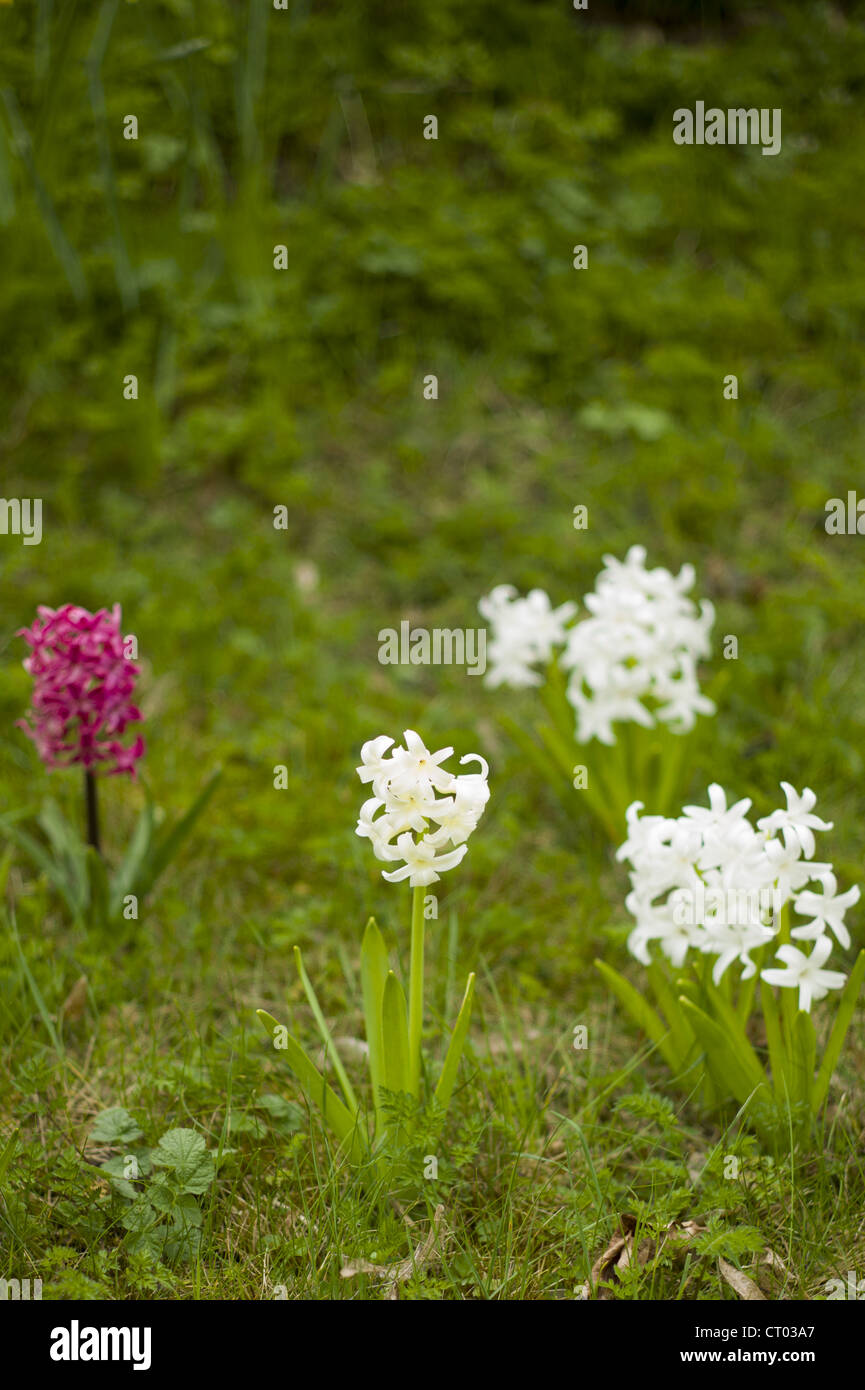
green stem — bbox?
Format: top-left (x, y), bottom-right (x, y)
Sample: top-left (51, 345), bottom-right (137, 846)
top-left (408, 884), bottom-right (425, 1097)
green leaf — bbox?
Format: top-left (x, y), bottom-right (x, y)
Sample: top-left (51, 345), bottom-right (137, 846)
top-left (679, 997), bottom-right (768, 1110)
top-left (110, 799), bottom-right (155, 914)
top-left (88, 1107), bottom-right (144, 1146)
top-left (255, 1093), bottom-right (304, 1134)
top-left (760, 980), bottom-right (790, 1104)
top-left (294, 945), bottom-right (358, 1112)
top-left (812, 950), bottom-right (865, 1113)
top-left (435, 971), bottom-right (475, 1110)
top-left (254, 1010), bottom-right (365, 1162)
top-left (792, 1010), bottom-right (817, 1111)
top-left (596, 958), bottom-right (680, 1072)
top-left (360, 917), bottom-right (388, 1132)
top-left (2, 818), bottom-right (82, 916)
top-left (86, 846), bottom-right (110, 929)
top-left (647, 961), bottom-right (695, 1071)
top-left (699, 976), bottom-right (767, 1094)
top-left (151, 1128), bottom-right (215, 1194)
top-left (140, 767), bottom-right (222, 894)
top-left (381, 971), bottom-right (410, 1098)
top-left (37, 800), bottom-right (89, 913)
top-left (121, 1197), bottom-right (158, 1234)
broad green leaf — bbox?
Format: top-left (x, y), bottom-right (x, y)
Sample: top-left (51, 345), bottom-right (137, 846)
top-left (360, 917), bottom-right (388, 1131)
top-left (679, 997), bottom-right (768, 1110)
top-left (812, 950), bottom-right (865, 1113)
top-left (381, 971), bottom-right (410, 1097)
top-left (792, 1010), bottom-right (817, 1110)
top-left (110, 799), bottom-right (155, 914)
top-left (151, 1128), bottom-right (215, 1194)
top-left (88, 1106), bottom-right (144, 1146)
top-left (141, 767), bottom-right (222, 893)
top-left (647, 961), bottom-right (695, 1071)
top-left (596, 959), bottom-right (680, 1072)
top-left (435, 971), bottom-right (475, 1110)
top-left (3, 819), bottom-right (82, 914)
top-left (699, 977), bottom-right (767, 1093)
top-left (255, 1010), bottom-right (364, 1162)
top-left (37, 800), bottom-right (89, 912)
top-left (294, 945), bottom-right (358, 1112)
top-left (760, 980), bottom-right (790, 1104)
top-left (86, 846), bottom-right (110, 929)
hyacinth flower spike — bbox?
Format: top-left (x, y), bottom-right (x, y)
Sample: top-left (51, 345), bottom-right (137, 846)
top-left (257, 731), bottom-right (489, 1166)
top-left (17, 603), bottom-right (145, 851)
top-left (479, 548), bottom-right (717, 840)
top-left (10, 603), bottom-right (220, 926)
top-left (598, 782), bottom-right (864, 1146)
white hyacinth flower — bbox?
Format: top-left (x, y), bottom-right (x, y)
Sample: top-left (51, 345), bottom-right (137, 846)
top-left (479, 548), bottom-right (715, 745)
top-left (761, 938), bottom-right (848, 1014)
top-left (757, 783), bottom-right (833, 861)
top-left (617, 784), bottom-right (857, 995)
top-left (792, 872), bottom-right (860, 951)
top-left (356, 731), bottom-right (489, 887)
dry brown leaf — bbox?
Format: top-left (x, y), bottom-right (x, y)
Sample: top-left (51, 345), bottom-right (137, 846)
top-left (719, 1257), bottom-right (767, 1301)
top-left (762, 1248), bottom-right (788, 1277)
top-left (577, 1216), bottom-right (707, 1299)
top-left (59, 976), bottom-right (88, 1023)
top-left (340, 1205), bottom-right (448, 1299)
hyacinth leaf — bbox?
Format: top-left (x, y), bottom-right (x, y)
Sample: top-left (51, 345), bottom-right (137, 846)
top-left (254, 1010), bottom-right (364, 1162)
top-left (293, 946), bottom-right (358, 1113)
top-left (760, 981), bottom-right (790, 1105)
top-left (499, 715), bottom-right (567, 802)
top-left (37, 800), bottom-right (89, 914)
top-left (678, 997), bottom-right (766, 1110)
top-left (1, 817), bottom-right (79, 913)
top-left (698, 977), bottom-right (767, 1094)
top-left (812, 949), bottom-right (865, 1113)
top-left (110, 799), bottom-right (156, 914)
top-left (141, 767), bottom-right (222, 894)
top-left (536, 720), bottom-right (577, 782)
top-left (86, 846), bottom-right (110, 930)
top-left (792, 1010), bottom-right (817, 1111)
top-left (673, 976), bottom-right (714, 1085)
top-left (596, 960), bottom-right (680, 1072)
top-left (435, 972), bottom-right (476, 1110)
top-left (540, 659), bottom-right (577, 745)
top-left (674, 975), bottom-right (702, 1008)
top-left (360, 917), bottom-right (388, 1131)
top-left (647, 961), bottom-right (695, 1072)
top-left (381, 971), bottom-right (410, 1097)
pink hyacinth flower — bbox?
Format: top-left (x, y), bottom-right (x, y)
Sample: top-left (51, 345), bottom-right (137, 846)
top-left (17, 603), bottom-right (145, 778)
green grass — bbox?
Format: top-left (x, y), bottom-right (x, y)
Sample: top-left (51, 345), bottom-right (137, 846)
top-left (1, 0), bottom-right (864, 1300)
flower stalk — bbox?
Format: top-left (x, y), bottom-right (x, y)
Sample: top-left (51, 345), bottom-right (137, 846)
top-left (258, 731), bottom-right (489, 1172)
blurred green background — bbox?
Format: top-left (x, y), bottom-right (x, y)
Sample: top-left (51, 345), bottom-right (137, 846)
top-left (0, 0), bottom-right (864, 1044)
top-left (2, 0), bottom-right (865, 1301)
